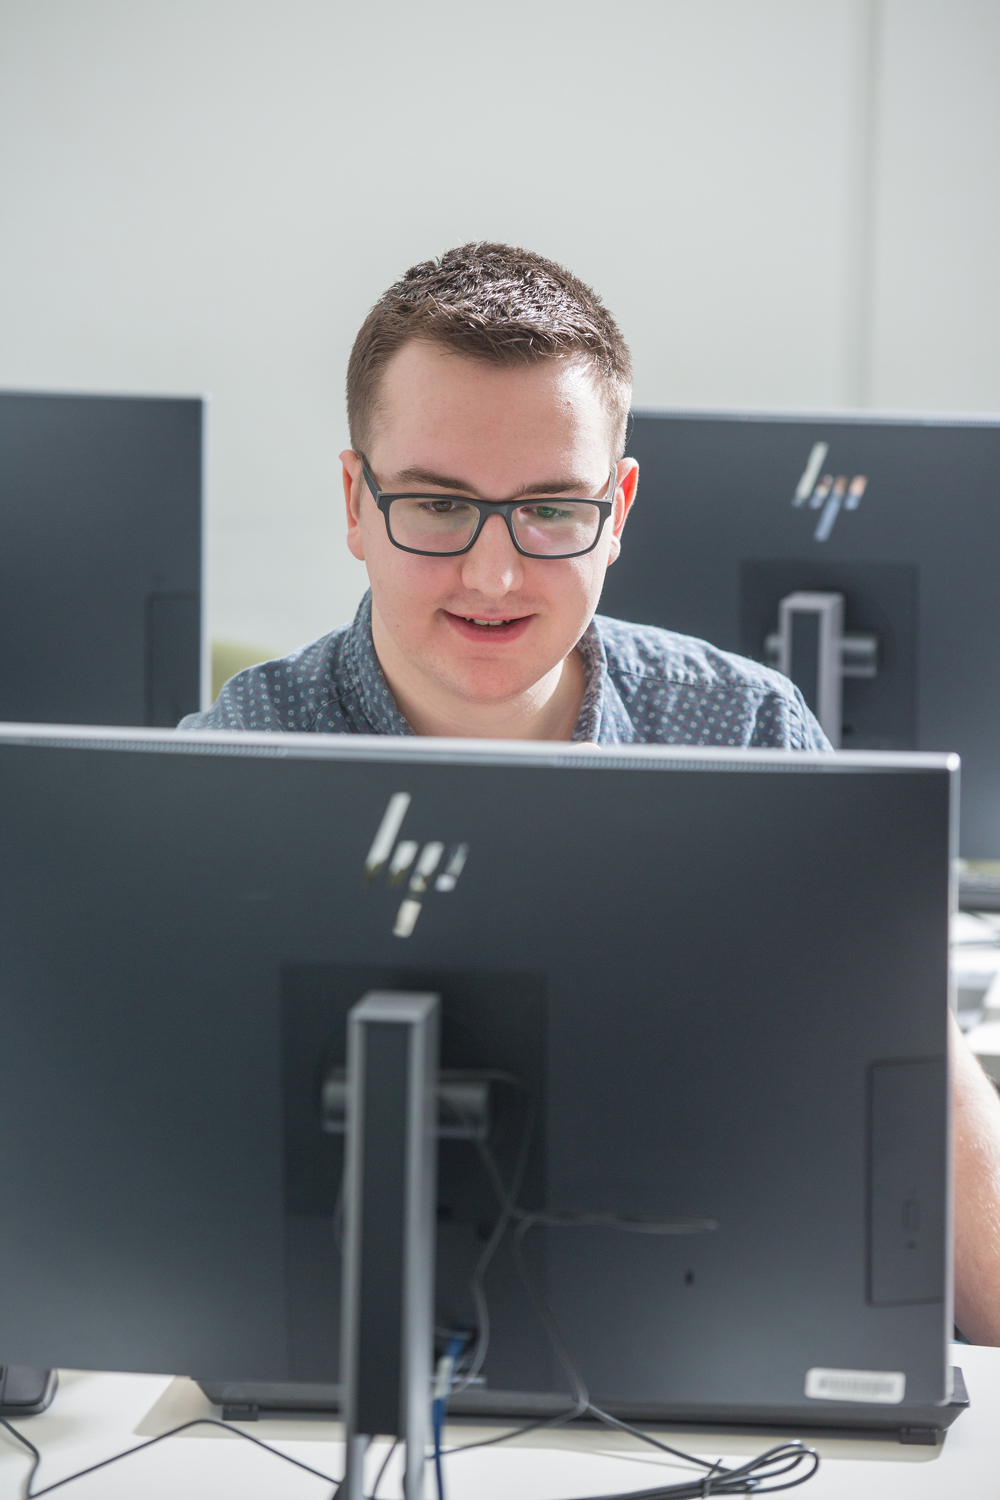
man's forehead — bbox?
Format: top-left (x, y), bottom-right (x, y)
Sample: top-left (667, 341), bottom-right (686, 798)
top-left (370, 341), bottom-right (615, 478)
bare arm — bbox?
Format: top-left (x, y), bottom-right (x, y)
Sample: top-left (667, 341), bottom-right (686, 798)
top-left (951, 1010), bottom-right (1000, 1343)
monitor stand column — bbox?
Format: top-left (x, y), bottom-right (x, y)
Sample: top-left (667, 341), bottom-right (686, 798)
top-left (339, 991), bottom-right (440, 1500)
top-left (777, 591), bottom-right (844, 747)
top-left (765, 592), bottom-right (878, 747)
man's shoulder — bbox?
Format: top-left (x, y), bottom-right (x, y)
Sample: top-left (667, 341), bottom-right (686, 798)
top-left (179, 623), bottom-right (352, 732)
top-left (591, 613), bottom-right (830, 750)
top-left (594, 612), bottom-right (788, 695)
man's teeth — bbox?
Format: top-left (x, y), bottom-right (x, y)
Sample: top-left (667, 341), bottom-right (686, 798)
top-left (468, 617), bottom-right (511, 627)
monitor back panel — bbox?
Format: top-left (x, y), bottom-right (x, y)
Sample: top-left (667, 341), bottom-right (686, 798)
top-left (598, 411), bottom-right (1000, 856)
top-left (0, 391), bottom-right (202, 726)
top-left (0, 733), bottom-right (953, 1424)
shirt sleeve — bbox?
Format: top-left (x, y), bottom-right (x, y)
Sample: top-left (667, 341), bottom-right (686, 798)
top-left (177, 703), bottom-right (235, 730)
top-left (177, 688), bottom-right (250, 731)
top-left (176, 666), bottom-right (273, 731)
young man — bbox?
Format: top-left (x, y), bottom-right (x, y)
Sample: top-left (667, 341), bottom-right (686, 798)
top-left (184, 244), bottom-right (825, 747)
top-left (183, 244), bottom-right (1000, 1343)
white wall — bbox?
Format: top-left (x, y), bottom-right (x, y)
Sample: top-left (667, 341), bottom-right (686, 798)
top-left (0, 0), bottom-right (996, 658)
top-left (869, 1), bottom-right (1000, 409)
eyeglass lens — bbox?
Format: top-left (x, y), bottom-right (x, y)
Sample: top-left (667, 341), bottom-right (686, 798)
top-left (387, 497), bottom-right (603, 557)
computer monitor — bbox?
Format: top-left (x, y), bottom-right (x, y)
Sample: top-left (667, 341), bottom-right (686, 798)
top-left (599, 409), bottom-right (1000, 879)
top-left (0, 726), bottom-right (961, 1445)
top-left (0, 390), bottom-right (203, 726)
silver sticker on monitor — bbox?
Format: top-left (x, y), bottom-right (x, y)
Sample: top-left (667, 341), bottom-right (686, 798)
top-left (805, 1367), bottom-right (906, 1404)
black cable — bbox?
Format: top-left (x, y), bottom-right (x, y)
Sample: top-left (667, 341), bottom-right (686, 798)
top-left (450, 1080), bottom-right (536, 1394)
top-left (443, 1406), bottom-right (818, 1497)
top-left (438, 1087), bottom-right (595, 1456)
top-left (0, 1414), bottom-right (340, 1499)
top-left (443, 1394), bottom-right (818, 1497)
top-left (587, 1403), bottom-right (755, 1474)
top-left (529, 1440), bottom-right (819, 1498)
top-left (370, 1437), bottom-right (398, 1498)
top-left (442, 1405), bottom-right (594, 1456)
top-left (454, 1140), bottom-right (820, 1499)
top-left (0, 1419), bottom-right (39, 1496)
top-left (510, 1217), bottom-right (590, 1415)
top-left (585, 1408), bottom-right (820, 1495)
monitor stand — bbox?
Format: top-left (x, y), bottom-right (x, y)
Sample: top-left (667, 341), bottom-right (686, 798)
top-left (338, 990), bottom-right (440, 1500)
top-left (764, 591), bottom-right (878, 747)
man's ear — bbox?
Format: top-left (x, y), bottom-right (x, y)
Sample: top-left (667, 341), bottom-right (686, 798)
top-left (606, 458), bottom-right (639, 566)
top-left (340, 450), bottom-right (366, 562)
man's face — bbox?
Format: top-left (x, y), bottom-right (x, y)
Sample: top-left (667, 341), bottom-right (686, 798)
top-left (341, 339), bottom-right (637, 709)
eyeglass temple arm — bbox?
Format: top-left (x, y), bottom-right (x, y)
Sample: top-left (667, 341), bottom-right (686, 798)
top-left (358, 456), bottom-right (378, 501)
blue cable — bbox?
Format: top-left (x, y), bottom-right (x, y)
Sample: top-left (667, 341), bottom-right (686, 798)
top-left (433, 1333), bottom-right (469, 1500)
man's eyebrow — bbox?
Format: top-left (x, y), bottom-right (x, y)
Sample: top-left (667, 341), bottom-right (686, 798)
top-left (390, 466), bottom-right (597, 498)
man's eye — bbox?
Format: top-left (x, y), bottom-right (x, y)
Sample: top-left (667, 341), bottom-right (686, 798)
top-left (420, 499), bottom-right (471, 515)
top-left (529, 504), bottom-right (571, 521)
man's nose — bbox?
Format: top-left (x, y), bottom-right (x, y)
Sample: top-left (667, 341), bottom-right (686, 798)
top-left (459, 511), bottom-right (524, 594)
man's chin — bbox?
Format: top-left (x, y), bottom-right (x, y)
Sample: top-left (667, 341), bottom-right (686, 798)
top-left (429, 659), bottom-right (551, 710)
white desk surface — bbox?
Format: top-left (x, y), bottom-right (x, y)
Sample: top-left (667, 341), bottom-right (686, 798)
top-left (1, 1345), bottom-right (997, 1499)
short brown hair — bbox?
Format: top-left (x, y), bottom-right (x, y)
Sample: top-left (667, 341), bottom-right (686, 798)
top-left (346, 242), bottom-right (633, 461)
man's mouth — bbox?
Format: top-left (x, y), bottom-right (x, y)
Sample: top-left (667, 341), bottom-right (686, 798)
top-left (442, 610), bottom-right (533, 641)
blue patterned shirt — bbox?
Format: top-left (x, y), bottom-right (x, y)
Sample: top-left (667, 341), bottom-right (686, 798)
top-left (180, 592), bottom-right (829, 749)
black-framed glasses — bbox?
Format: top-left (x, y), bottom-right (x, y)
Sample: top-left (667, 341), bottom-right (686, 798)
top-left (360, 457), bottom-right (617, 559)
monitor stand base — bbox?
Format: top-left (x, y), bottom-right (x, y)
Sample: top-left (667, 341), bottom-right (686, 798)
top-left (199, 1366), bottom-right (969, 1447)
top-left (0, 1366), bottom-right (57, 1417)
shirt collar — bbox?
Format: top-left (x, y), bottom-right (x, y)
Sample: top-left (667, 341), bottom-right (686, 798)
top-left (343, 592), bottom-right (414, 736)
top-left (570, 620), bottom-right (607, 742)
